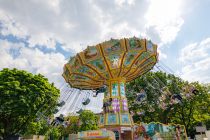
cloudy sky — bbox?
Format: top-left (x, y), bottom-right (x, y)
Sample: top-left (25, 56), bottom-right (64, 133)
top-left (0, 0), bottom-right (210, 113)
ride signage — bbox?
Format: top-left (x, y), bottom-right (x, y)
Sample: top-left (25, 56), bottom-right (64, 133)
top-left (87, 131), bottom-right (101, 137)
top-left (78, 130), bottom-right (110, 138)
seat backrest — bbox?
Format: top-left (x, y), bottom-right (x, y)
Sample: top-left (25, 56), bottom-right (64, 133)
top-left (82, 98), bottom-right (90, 105)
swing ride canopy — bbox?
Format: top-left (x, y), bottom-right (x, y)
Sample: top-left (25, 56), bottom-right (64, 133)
top-left (63, 37), bottom-right (158, 90)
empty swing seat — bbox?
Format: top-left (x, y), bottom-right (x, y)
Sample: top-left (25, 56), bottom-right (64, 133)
top-left (57, 101), bottom-right (65, 107)
top-left (76, 109), bottom-right (83, 114)
top-left (82, 98), bottom-right (90, 105)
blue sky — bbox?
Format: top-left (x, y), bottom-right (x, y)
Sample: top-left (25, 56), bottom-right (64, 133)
top-left (165, 0), bottom-right (210, 66)
top-left (0, 0), bottom-right (210, 113)
top-left (162, 0), bottom-right (210, 82)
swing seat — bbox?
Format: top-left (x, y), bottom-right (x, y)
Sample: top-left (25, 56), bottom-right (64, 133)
top-left (53, 108), bottom-right (59, 114)
top-left (76, 109), bottom-right (83, 114)
top-left (82, 98), bottom-right (90, 105)
top-left (57, 101), bottom-right (65, 107)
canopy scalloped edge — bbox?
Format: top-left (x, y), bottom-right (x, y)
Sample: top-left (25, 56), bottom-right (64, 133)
top-left (63, 37), bottom-right (158, 90)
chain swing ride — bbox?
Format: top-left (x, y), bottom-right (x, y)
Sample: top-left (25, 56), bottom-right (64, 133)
top-left (34, 37), bottom-right (199, 140)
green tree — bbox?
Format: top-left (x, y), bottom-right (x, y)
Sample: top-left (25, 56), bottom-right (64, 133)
top-left (46, 126), bottom-right (62, 140)
top-left (58, 110), bottom-right (99, 139)
top-left (0, 68), bottom-right (60, 139)
top-left (61, 115), bottom-right (79, 136)
top-left (24, 118), bottom-right (51, 136)
top-left (126, 71), bottom-right (210, 136)
top-left (79, 110), bottom-right (98, 131)
top-left (169, 82), bottom-right (210, 136)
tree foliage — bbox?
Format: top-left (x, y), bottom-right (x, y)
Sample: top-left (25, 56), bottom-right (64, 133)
top-left (61, 115), bottom-right (79, 136)
top-left (79, 110), bottom-right (99, 131)
top-left (24, 119), bottom-right (49, 136)
top-left (58, 110), bottom-right (99, 138)
top-left (126, 71), bottom-right (210, 136)
top-left (0, 68), bottom-right (60, 139)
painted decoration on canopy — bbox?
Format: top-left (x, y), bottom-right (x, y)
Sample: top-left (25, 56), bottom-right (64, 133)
top-left (90, 59), bottom-right (106, 72)
top-left (83, 46), bottom-right (99, 61)
top-left (147, 40), bottom-right (156, 52)
top-left (72, 75), bottom-right (88, 81)
top-left (69, 56), bottom-right (81, 69)
top-left (139, 56), bottom-right (156, 68)
top-left (134, 52), bottom-right (151, 66)
top-left (124, 52), bottom-right (139, 67)
top-left (63, 66), bottom-right (70, 81)
top-left (77, 66), bottom-right (96, 77)
top-left (62, 37), bottom-right (158, 90)
top-left (103, 39), bottom-right (124, 55)
top-left (127, 63), bottom-right (155, 81)
top-left (106, 54), bottom-right (121, 69)
top-left (128, 37), bottom-right (144, 50)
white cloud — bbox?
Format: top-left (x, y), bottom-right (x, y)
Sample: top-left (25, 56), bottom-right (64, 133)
top-left (114, 0), bottom-right (136, 7)
top-left (145, 0), bottom-right (184, 46)
top-left (179, 38), bottom-right (210, 83)
top-left (0, 10), bottom-right (28, 38)
top-left (0, 0), bottom-right (185, 53)
top-left (0, 40), bottom-right (66, 87)
top-left (0, 40), bottom-right (26, 68)
top-left (28, 34), bottom-right (57, 49)
top-left (179, 39), bottom-right (210, 63)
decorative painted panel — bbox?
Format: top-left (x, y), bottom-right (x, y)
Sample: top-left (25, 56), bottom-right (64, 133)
top-left (121, 114), bottom-right (131, 124)
top-left (90, 59), bottom-right (106, 72)
top-left (71, 75), bottom-right (89, 80)
top-left (108, 113), bottom-right (118, 124)
top-left (134, 52), bottom-right (150, 66)
top-left (103, 39), bottom-right (123, 55)
top-left (124, 52), bottom-right (138, 67)
top-left (68, 56), bottom-right (81, 69)
top-left (112, 98), bottom-right (120, 113)
top-left (106, 54), bottom-right (121, 69)
top-left (68, 56), bottom-right (75, 65)
top-left (138, 56), bottom-right (156, 69)
top-left (111, 82), bottom-right (118, 96)
top-left (99, 115), bottom-right (104, 125)
top-left (128, 38), bottom-right (144, 50)
top-left (147, 40), bottom-right (154, 52)
top-left (122, 99), bottom-right (128, 111)
top-left (83, 46), bottom-right (99, 61)
top-left (120, 82), bottom-right (125, 97)
top-left (64, 66), bottom-right (70, 77)
top-left (77, 66), bottom-right (96, 77)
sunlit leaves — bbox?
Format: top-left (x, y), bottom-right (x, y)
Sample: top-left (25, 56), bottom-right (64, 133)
top-left (126, 71), bottom-right (210, 136)
top-left (0, 68), bottom-right (60, 138)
